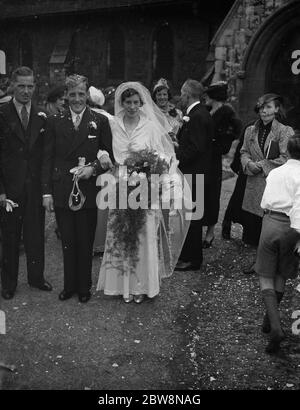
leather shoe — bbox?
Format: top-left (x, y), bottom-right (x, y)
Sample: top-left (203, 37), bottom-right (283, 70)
top-left (202, 236), bottom-right (215, 249)
top-left (175, 262), bottom-right (201, 271)
top-left (1, 289), bottom-right (15, 300)
top-left (123, 295), bottom-right (134, 303)
top-left (78, 293), bottom-right (91, 303)
top-left (59, 290), bottom-right (75, 301)
top-left (133, 294), bottom-right (145, 304)
top-left (30, 280), bottom-right (52, 291)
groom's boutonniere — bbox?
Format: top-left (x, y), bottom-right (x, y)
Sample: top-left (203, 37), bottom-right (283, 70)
top-left (89, 120), bottom-right (97, 130)
top-left (182, 116), bottom-right (190, 123)
top-left (37, 112), bottom-right (47, 119)
top-left (38, 112), bottom-right (47, 132)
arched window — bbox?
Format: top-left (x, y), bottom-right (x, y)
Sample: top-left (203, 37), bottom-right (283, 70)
top-left (152, 22), bottom-right (173, 81)
top-left (19, 33), bottom-right (33, 67)
top-left (107, 26), bottom-right (125, 79)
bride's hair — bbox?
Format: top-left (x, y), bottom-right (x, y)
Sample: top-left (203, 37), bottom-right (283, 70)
top-left (121, 88), bottom-right (144, 105)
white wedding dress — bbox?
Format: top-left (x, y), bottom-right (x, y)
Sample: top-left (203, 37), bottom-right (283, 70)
top-left (96, 81), bottom-right (191, 299)
top-left (96, 113), bottom-right (166, 298)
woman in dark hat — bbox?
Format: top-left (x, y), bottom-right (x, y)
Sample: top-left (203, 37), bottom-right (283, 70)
top-left (44, 85), bottom-right (66, 239)
top-left (202, 81), bottom-right (242, 247)
top-left (102, 86), bottom-right (116, 115)
top-left (240, 93), bottom-right (294, 272)
top-left (45, 85), bottom-right (66, 116)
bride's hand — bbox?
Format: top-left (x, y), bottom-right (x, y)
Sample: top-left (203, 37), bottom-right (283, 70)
top-left (99, 154), bottom-right (113, 171)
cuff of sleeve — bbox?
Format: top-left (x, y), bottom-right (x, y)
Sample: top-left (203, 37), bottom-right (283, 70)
top-left (43, 194), bottom-right (53, 198)
top-left (290, 217), bottom-right (300, 232)
top-left (97, 150), bottom-right (109, 159)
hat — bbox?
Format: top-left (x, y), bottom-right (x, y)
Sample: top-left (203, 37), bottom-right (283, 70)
top-left (254, 93), bottom-right (284, 113)
top-left (153, 78), bottom-right (170, 93)
top-left (205, 81), bottom-right (228, 102)
top-left (89, 86), bottom-right (105, 107)
top-left (47, 85), bottom-right (66, 103)
top-left (104, 86), bottom-right (116, 99)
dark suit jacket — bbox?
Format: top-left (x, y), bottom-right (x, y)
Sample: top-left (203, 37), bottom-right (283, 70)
top-left (42, 107), bottom-right (114, 209)
top-left (0, 100), bottom-right (46, 200)
top-left (176, 103), bottom-right (214, 194)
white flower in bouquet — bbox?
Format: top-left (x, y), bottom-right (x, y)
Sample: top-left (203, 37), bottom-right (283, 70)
top-left (158, 154), bottom-right (167, 161)
top-left (138, 172), bottom-right (147, 179)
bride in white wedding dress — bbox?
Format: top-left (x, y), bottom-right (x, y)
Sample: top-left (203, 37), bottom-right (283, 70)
top-left (96, 82), bottom-right (190, 304)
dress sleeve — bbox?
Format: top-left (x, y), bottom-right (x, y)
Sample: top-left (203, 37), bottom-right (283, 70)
top-left (240, 126), bottom-right (257, 176)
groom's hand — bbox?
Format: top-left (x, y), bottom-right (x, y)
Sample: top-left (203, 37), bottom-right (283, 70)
top-left (76, 166), bottom-right (94, 180)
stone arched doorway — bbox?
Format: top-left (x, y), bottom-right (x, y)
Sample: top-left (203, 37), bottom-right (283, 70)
top-left (238, 0), bottom-right (300, 124)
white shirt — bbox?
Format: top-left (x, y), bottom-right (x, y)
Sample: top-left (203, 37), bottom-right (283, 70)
top-left (13, 98), bottom-right (31, 120)
top-left (69, 107), bottom-right (86, 125)
top-left (261, 159), bottom-right (300, 230)
top-left (186, 101), bottom-right (200, 115)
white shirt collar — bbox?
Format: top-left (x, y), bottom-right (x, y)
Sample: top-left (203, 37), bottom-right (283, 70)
top-left (186, 101), bottom-right (200, 115)
top-left (69, 107), bottom-right (86, 123)
top-left (13, 97), bottom-right (31, 116)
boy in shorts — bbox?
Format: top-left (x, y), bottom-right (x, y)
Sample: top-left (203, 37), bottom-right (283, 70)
top-left (255, 132), bottom-right (300, 354)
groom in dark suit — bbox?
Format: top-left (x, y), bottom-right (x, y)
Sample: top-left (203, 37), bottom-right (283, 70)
top-left (42, 74), bottom-right (114, 303)
top-left (175, 79), bottom-right (213, 271)
top-left (0, 66), bottom-right (52, 299)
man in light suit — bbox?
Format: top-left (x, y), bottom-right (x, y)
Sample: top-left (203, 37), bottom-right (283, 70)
top-left (42, 74), bottom-right (113, 303)
top-left (0, 66), bottom-right (52, 299)
top-left (175, 79), bottom-right (214, 271)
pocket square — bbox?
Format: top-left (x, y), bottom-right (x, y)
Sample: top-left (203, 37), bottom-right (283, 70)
top-left (88, 135), bottom-right (97, 139)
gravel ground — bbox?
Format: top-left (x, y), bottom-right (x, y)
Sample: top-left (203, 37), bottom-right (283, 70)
top-left (0, 175), bottom-right (300, 390)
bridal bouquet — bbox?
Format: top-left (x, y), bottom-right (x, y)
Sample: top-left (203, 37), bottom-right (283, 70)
top-left (107, 149), bottom-right (170, 272)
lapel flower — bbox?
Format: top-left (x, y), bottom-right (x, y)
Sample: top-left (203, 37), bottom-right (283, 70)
top-left (37, 112), bottom-right (47, 119)
top-left (89, 121), bottom-right (97, 130)
top-left (40, 128), bottom-right (45, 133)
top-left (182, 116), bottom-right (190, 123)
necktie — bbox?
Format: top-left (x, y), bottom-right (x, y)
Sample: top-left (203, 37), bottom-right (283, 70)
top-left (21, 105), bottom-right (29, 129)
top-left (74, 114), bottom-right (81, 129)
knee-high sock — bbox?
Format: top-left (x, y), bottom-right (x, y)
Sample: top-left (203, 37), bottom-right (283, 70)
top-left (262, 290), bottom-right (284, 333)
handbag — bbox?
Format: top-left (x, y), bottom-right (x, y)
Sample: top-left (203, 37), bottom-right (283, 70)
top-left (266, 140), bottom-right (280, 160)
top-left (68, 175), bottom-right (86, 211)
